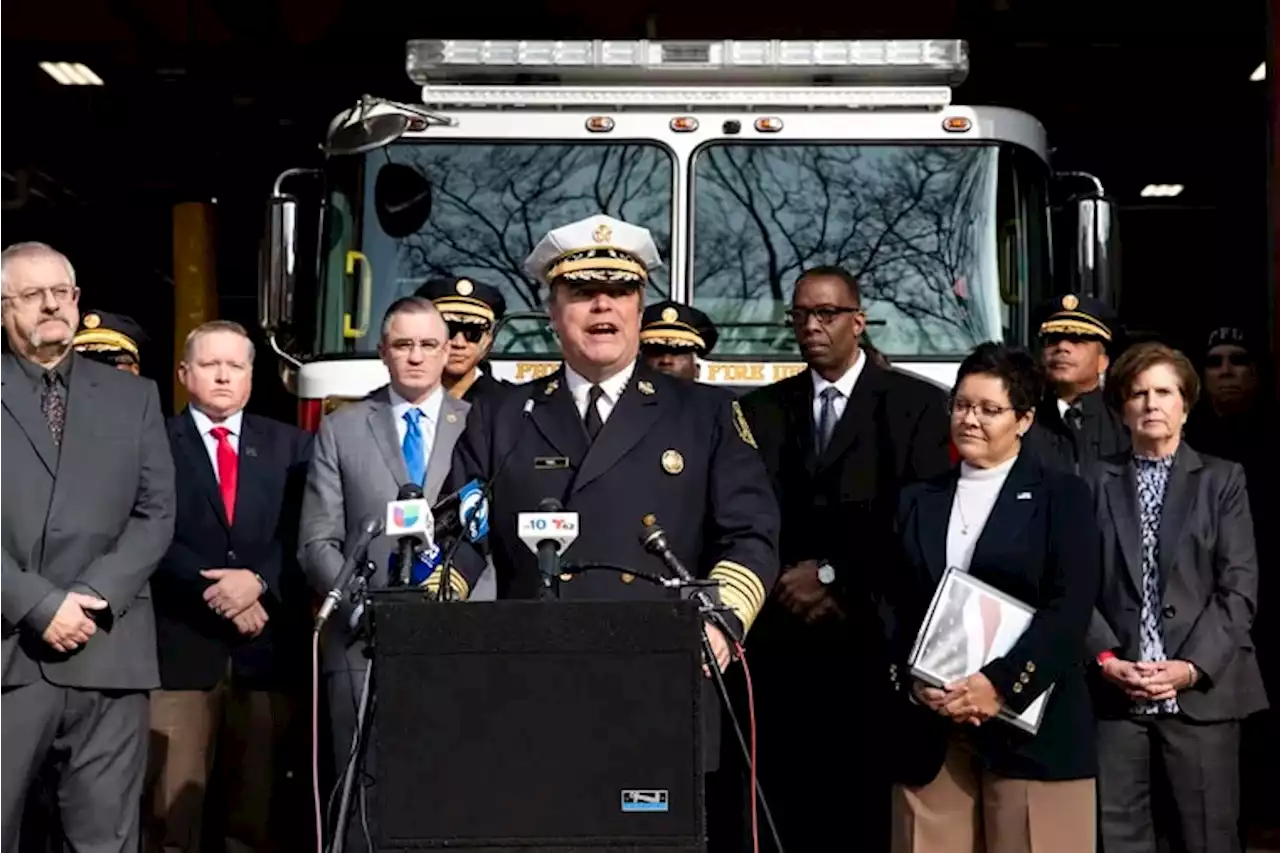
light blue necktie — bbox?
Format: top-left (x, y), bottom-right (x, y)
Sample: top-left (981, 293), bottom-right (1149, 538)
top-left (402, 409), bottom-right (427, 486)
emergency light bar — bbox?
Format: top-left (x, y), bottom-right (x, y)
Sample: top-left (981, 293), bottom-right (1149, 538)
top-left (406, 39), bottom-right (969, 87)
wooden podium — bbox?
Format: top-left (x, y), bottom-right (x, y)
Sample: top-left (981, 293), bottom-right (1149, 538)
top-left (367, 594), bottom-right (707, 852)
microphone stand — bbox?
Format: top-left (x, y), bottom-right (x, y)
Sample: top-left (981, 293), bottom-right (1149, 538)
top-left (330, 566), bottom-right (378, 853)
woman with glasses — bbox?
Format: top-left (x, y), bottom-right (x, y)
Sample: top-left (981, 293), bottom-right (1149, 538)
top-left (886, 342), bottom-right (1101, 853)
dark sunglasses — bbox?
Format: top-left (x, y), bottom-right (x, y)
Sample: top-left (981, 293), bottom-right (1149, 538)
top-left (1205, 352), bottom-right (1252, 369)
top-left (447, 322), bottom-right (489, 344)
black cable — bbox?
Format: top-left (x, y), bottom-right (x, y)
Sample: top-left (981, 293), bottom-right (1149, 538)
top-left (702, 634), bottom-right (786, 853)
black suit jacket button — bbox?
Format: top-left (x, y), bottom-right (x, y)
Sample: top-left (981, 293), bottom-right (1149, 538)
top-left (1162, 605), bottom-right (1176, 619)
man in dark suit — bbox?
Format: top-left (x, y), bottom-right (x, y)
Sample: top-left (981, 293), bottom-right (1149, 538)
top-left (639, 300), bottom-right (718, 381)
top-left (446, 215), bottom-right (779, 847)
top-left (1023, 294), bottom-right (1130, 475)
top-left (415, 276), bottom-right (510, 403)
top-left (736, 265), bottom-right (951, 852)
top-left (146, 320), bottom-right (313, 853)
top-left (1, 241), bottom-right (176, 853)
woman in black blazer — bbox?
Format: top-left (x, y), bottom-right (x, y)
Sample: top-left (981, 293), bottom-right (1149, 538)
top-left (1086, 342), bottom-right (1267, 853)
top-left (887, 343), bottom-right (1102, 853)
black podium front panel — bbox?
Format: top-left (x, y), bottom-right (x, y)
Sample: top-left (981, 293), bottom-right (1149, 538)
top-left (370, 597), bottom-right (706, 852)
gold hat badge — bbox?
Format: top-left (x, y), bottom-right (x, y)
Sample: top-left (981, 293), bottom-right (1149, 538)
top-left (456, 279), bottom-right (475, 296)
top-left (661, 306), bottom-right (679, 323)
top-left (592, 223), bottom-right (612, 243)
top-left (82, 313), bottom-right (101, 329)
top-left (1061, 294), bottom-right (1079, 311)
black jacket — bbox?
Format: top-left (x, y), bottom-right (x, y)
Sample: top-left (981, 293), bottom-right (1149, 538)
top-left (888, 451), bottom-right (1101, 784)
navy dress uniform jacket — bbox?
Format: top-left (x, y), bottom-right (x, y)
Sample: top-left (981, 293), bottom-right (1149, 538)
top-left (447, 361), bottom-right (780, 638)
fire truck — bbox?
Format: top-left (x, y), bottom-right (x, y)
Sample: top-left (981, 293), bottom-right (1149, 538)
top-left (258, 38), bottom-right (1118, 430)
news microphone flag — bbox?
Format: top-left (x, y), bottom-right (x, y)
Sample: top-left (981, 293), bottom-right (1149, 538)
top-left (387, 496), bottom-right (433, 546)
top-left (517, 511), bottom-right (580, 555)
top-left (458, 479), bottom-right (490, 542)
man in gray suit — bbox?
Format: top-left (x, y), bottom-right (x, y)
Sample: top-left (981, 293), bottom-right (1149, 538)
top-left (1, 241), bottom-right (176, 853)
top-left (299, 295), bottom-right (471, 850)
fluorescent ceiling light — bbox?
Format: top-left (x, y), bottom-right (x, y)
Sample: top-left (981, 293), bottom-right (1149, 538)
top-left (39, 62), bottom-right (104, 86)
top-left (1250, 62), bottom-right (1266, 82)
top-left (1140, 184), bottom-right (1184, 198)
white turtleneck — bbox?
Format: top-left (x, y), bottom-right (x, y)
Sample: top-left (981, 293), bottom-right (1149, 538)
top-left (946, 454), bottom-right (1017, 572)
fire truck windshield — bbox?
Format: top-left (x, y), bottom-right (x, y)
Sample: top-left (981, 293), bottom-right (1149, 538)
top-left (691, 142), bottom-right (1023, 359)
top-left (314, 138), bottom-right (1048, 363)
top-left (315, 140), bottom-right (672, 357)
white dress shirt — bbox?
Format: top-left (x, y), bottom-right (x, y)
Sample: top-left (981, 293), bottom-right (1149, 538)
top-left (189, 407), bottom-right (244, 483)
top-left (809, 348), bottom-right (866, 427)
top-left (564, 360), bottom-right (636, 425)
top-left (389, 385), bottom-right (444, 448)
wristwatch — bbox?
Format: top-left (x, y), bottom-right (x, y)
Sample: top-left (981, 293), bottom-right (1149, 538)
top-left (817, 561), bottom-right (836, 585)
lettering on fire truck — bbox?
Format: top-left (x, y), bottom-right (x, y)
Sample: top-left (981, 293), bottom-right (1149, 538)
top-left (509, 361), bottom-right (807, 384)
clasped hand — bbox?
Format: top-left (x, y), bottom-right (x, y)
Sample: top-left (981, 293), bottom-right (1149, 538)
top-left (201, 568), bottom-right (268, 638)
top-left (1101, 658), bottom-right (1195, 702)
top-left (913, 673), bottom-right (1003, 726)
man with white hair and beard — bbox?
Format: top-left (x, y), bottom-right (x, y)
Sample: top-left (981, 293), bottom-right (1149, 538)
top-left (1, 241), bottom-right (175, 853)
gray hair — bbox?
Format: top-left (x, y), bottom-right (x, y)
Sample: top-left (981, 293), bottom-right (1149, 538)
top-left (183, 319), bottom-right (256, 363)
top-left (0, 241), bottom-right (77, 293)
top-left (380, 296), bottom-right (444, 339)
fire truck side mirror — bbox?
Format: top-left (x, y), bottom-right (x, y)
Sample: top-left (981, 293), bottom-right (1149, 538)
top-left (260, 169), bottom-right (318, 333)
top-left (1051, 171), bottom-right (1121, 312)
top-left (1069, 193), bottom-right (1121, 311)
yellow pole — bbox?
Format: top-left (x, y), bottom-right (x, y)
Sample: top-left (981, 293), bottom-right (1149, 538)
top-left (172, 202), bottom-right (217, 411)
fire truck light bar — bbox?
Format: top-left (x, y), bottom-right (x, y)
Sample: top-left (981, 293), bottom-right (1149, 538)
top-left (406, 39), bottom-right (969, 88)
top-left (415, 85), bottom-right (954, 110)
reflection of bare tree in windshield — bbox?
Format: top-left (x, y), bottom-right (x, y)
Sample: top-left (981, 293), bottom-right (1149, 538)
top-left (393, 144), bottom-right (672, 311)
top-left (693, 145), bottom-right (1000, 356)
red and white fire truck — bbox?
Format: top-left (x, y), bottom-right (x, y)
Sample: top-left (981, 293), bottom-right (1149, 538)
top-left (258, 38), bottom-right (1118, 430)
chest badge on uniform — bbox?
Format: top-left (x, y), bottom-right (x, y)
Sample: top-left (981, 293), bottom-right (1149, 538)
top-left (661, 449), bottom-right (684, 475)
top-left (638, 380), bottom-right (655, 395)
top-left (544, 379), bottom-right (560, 396)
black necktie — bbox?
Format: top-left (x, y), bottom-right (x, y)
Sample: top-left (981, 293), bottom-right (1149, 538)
top-left (41, 372), bottom-right (66, 447)
top-left (583, 385), bottom-right (605, 441)
top-left (1063, 404), bottom-right (1083, 431)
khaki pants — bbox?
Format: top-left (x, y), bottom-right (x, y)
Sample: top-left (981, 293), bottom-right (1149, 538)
top-left (892, 738), bottom-right (1096, 853)
top-left (144, 669), bottom-right (301, 853)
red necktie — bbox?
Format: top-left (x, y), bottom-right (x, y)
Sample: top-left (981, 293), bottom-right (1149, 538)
top-left (209, 426), bottom-right (238, 525)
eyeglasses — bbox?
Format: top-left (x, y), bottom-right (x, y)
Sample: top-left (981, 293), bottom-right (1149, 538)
top-left (948, 399), bottom-right (1015, 422)
top-left (1, 285), bottom-right (78, 308)
top-left (1205, 352), bottom-right (1252, 369)
top-left (388, 338), bottom-right (444, 356)
top-left (785, 305), bottom-right (862, 326)
top-left (447, 322), bottom-right (489, 344)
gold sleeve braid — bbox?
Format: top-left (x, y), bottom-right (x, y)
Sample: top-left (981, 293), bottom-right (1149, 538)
top-left (421, 567), bottom-right (471, 601)
top-left (708, 560), bottom-right (767, 633)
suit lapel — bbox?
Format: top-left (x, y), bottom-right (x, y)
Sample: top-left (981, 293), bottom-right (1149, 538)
top-left (776, 374), bottom-right (817, 471)
top-left (1102, 462), bottom-right (1144, 597)
top-left (814, 358), bottom-right (882, 472)
top-left (1157, 448), bottom-right (1201, 594)
top-left (233, 415), bottom-right (266, 533)
top-left (367, 388), bottom-right (411, 486)
top-left (572, 363), bottom-right (666, 495)
top-left (969, 453), bottom-right (1043, 570)
top-left (177, 408), bottom-right (231, 530)
top-left (1, 352), bottom-right (59, 475)
top-left (915, 476), bottom-right (955, 583)
top-left (529, 368), bottom-right (590, 465)
top-left (424, 395), bottom-right (466, 501)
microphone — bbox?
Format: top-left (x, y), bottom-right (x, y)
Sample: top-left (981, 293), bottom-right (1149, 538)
top-left (517, 497), bottom-right (579, 593)
top-left (386, 483), bottom-right (433, 587)
top-left (639, 514), bottom-right (741, 645)
top-left (316, 515), bottom-right (384, 629)
top-left (433, 397), bottom-right (535, 602)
